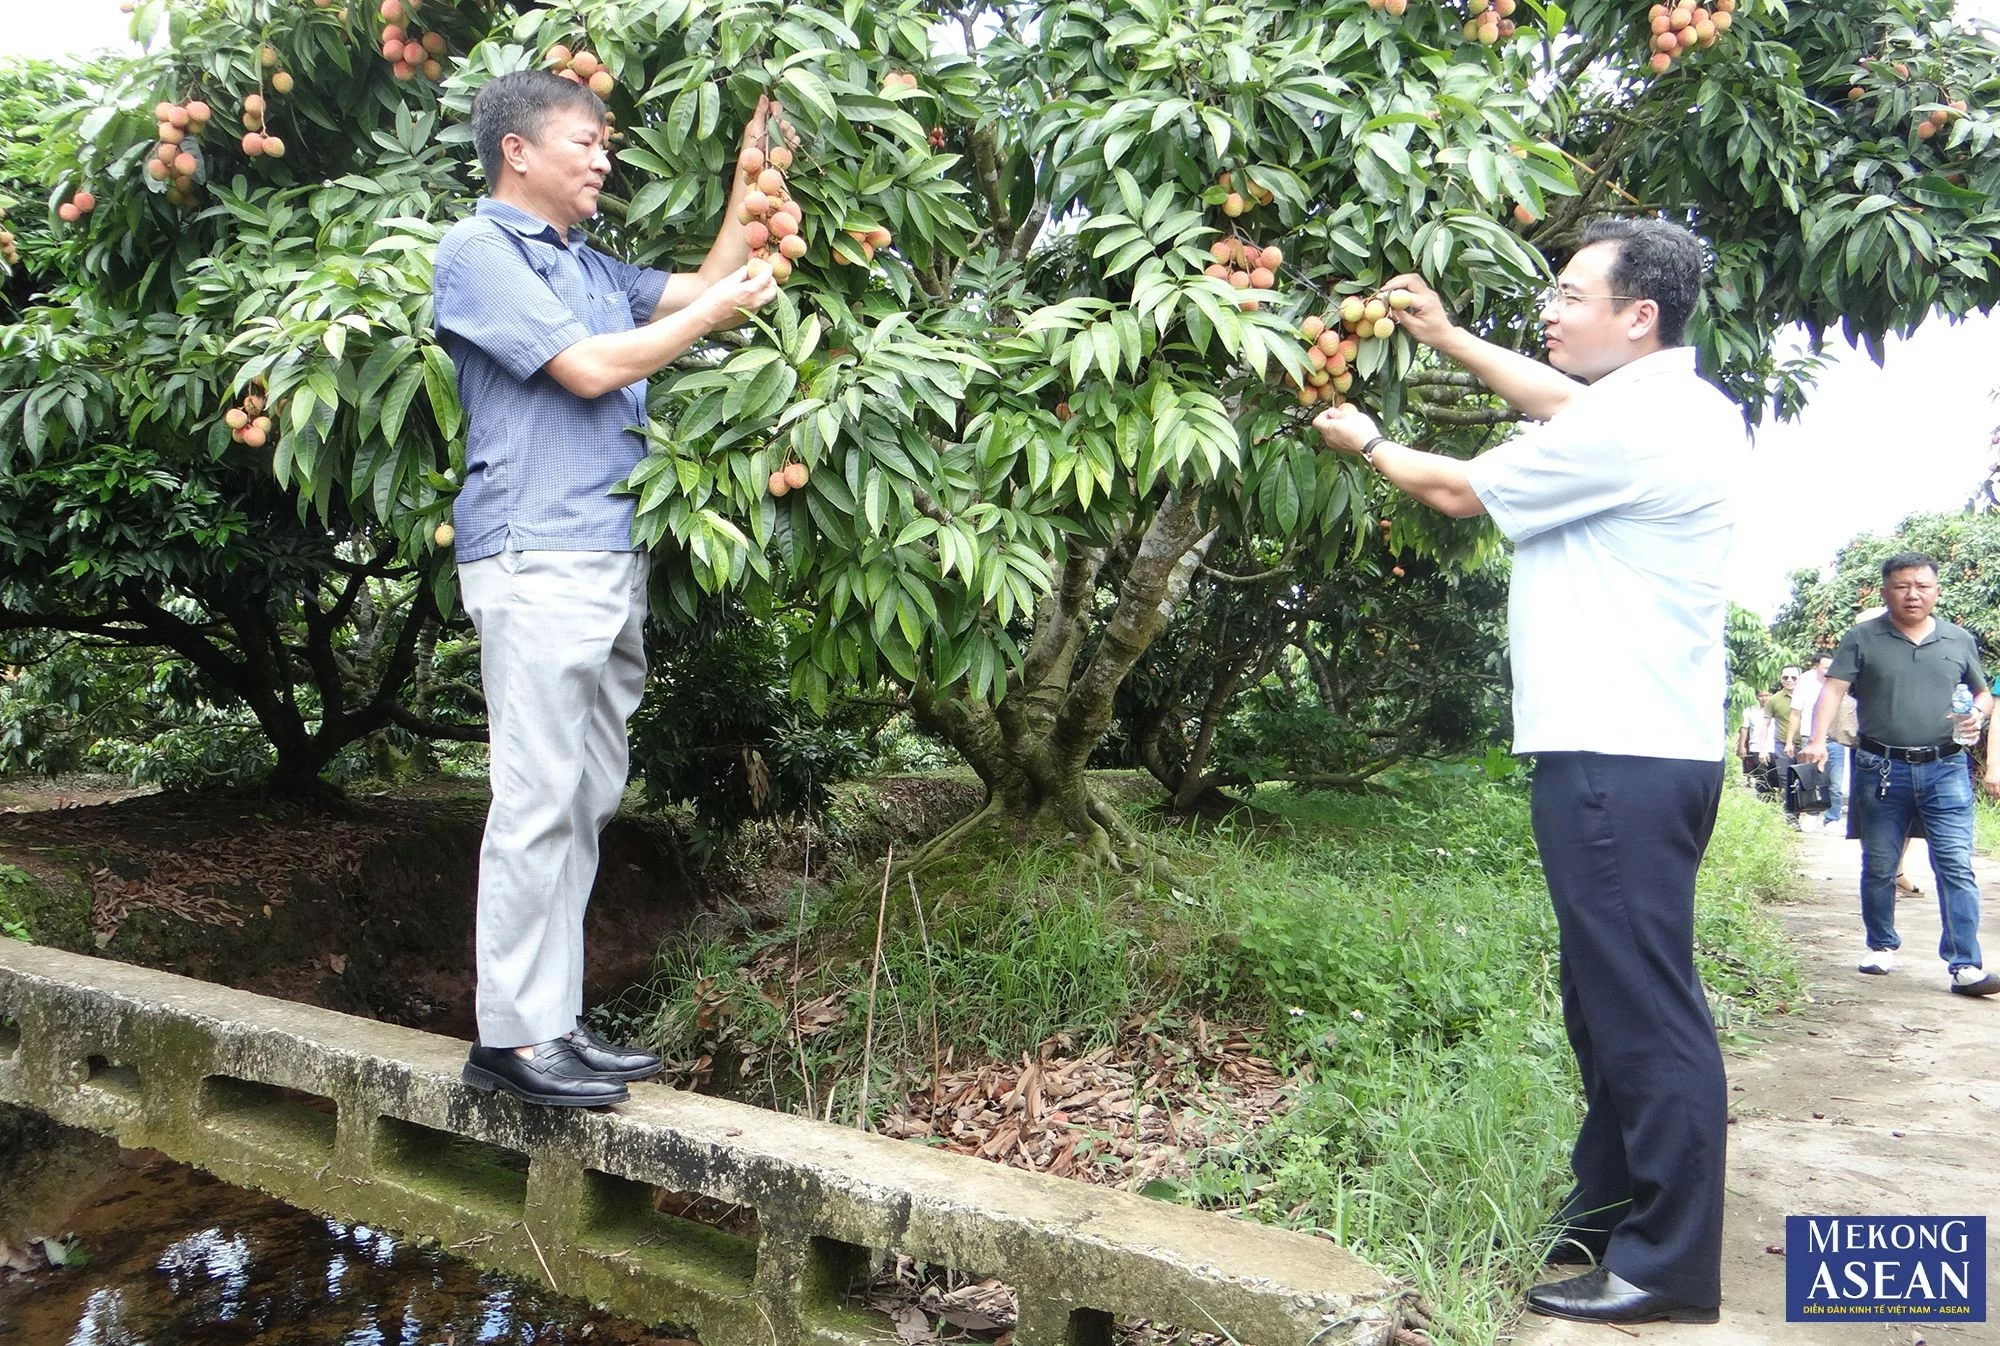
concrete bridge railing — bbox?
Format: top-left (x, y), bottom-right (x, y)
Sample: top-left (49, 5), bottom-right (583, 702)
top-left (0, 940), bottom-right (1399, 1345)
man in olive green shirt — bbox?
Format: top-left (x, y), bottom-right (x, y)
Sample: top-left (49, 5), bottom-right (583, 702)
top-left (1766, 667), bottom-right (1799, 823)
top-left (1799, 551), bottom-right (1999, 996)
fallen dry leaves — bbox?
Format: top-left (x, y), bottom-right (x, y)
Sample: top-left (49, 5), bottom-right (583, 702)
top-left (875, 1016), bottom-right (1294, 1194)
top-left (80, 819), bottom-right (375, 946)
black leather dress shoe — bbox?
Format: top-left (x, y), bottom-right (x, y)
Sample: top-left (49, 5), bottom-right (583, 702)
top-left (463, 1039), bottom-right (630, 1107)
top-left (1526, 1267), bottom-right (1720, 1324)
top-left (563, 1022), bottom-right (663, 1082)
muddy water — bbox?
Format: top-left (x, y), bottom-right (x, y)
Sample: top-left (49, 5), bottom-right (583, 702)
top-left (0, 1151), bottom-right (694, 1345)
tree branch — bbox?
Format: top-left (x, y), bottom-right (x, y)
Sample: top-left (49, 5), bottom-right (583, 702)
top-left (385, 703), bottom-right (489, 743)
top-left (1050, 495), bottom-right (1210, 773)
top-left (968, 121), bottom-right (1016, 254)
top-left (1409, 401), bottom-right (1526, 426)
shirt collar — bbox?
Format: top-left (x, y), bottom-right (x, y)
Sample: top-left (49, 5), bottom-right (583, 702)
top-left (476, 197), bottom-right (587, 247)
top-left (1868, 612), bottom-right (1942, 646)
top-left (1588, 345), bottom-right (1698, 393)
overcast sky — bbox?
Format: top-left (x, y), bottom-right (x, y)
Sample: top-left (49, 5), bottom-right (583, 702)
top-left (7, 0), bottom-right (1998, 621)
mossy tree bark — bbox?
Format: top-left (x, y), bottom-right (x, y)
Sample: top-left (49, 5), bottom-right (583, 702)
top-left (909, 493), bottom-right (1213, 870)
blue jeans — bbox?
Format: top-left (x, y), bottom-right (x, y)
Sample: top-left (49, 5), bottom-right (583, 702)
top-left (1824, 742), bottom-right (1850, 822)
top-left (1855, 749), bottom-right (1984, 970)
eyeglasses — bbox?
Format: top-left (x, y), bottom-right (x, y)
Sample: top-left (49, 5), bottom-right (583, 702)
top-left (1537, 285), bottom-right (1642, 310)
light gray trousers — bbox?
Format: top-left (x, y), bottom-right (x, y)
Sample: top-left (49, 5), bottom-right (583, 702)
top-left (459, 548), bottom-right (650, 1047)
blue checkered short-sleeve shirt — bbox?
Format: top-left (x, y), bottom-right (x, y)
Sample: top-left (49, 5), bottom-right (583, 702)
top-left (433, 198), bottom-right (670, 561)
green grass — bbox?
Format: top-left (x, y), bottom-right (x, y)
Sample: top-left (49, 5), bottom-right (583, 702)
top-left (1975, 795), bottom-right (2000, 856)
top-left (604, 763), bottom-right (1802, 1345)
top-left (0, 864), bottom-right (39, 943)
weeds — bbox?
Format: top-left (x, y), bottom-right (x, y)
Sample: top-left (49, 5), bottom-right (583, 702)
top-left (0, 864), bottom-right (36, 943)
top-left (1975, 796), bottom-right (2000, 856)
top-left (609, 765), bottom-right (1801, 1346)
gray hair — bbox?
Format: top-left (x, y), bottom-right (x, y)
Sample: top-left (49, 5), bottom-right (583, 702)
top-left (471, 70), bottom-right (606, 184)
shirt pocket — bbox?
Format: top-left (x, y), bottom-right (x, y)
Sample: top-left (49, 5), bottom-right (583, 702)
top-left (592, 289), bottom-right (635, 334)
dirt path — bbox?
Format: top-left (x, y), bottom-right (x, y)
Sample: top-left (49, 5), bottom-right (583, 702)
top-left (1511, 825), bottom-right (2000, 1346)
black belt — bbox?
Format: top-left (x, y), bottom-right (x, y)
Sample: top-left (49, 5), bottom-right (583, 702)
top-left (1858, 736), bottom-right (1961, 763)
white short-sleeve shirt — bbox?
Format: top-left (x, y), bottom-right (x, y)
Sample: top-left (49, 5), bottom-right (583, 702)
top-left (1741, 706), bottom-right (1775, 755)
top-left (1789, 669), bottom-right (1825, 742)
top-left (1462, 346), bottom-right (1742, 761)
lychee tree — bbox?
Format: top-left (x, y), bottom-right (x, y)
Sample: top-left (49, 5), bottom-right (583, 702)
top-left (1, 0), bottom-right (1996, 839)
top-left (1774, 509), bottom-right (2000, 658)
top-left (617, 0), bottom-right (1999, 865)
top-left (0, 38), bottom-right (483, 798)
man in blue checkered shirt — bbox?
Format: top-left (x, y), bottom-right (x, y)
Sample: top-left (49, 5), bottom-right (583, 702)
top-left (434, 70), bottom-right (777, 1107)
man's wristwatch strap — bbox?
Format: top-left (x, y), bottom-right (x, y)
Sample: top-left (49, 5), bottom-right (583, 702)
top-left (1360, 435), bottom-right (1391, 467)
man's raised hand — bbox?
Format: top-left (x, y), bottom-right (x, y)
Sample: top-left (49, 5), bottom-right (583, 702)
top-left (1312, 403), bottom-right (1380, 456)
top-left (1381, 273), bottom-right (1457, 349)
top-left (699, 264), bottom-right (780, 330)
top-left (740, 93), bottom-right (772, 155)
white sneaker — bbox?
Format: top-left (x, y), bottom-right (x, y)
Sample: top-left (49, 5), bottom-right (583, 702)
top-left (1858, 949), bottom-right (1896, 975)
top-left (1950, 966), bottom-right (2000, 996)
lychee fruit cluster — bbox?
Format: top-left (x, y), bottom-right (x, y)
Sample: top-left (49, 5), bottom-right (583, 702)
top-left (1645, 0), bottom-right (1733, 74)
top-left (737, 115), bottom-right (812, 282)
top-left (835, 223), bottom-right (892, 268)
top-left (379, 0), bottom-right (449, 83)
top-left (223, 388), bottom-right (273, 450)
top-left (1203, 235), bottom-right (1284, 313)
top-left (544, 44), bottom-right (614, 98)
top-left (145, 99), bottom-right (212, 206)
top-left (0, 212), bottom-right (17, 265)
top-left (1915, 98), bottom-right (1966, 140)
top-left (1462, 0), bottom-right (1520, 44)
top-left (1287, 289), bottom-right (1411, 408)
top-left (1214, 168), bottom-right (1274, 219)
top-left (239, 93), bottom-right (287, 159)
top-left (55, 188), bottom-right (97, 223)
top-left (767, 458), bottom-right (810, 496)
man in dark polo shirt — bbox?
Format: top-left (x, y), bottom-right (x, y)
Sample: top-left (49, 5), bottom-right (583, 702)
top-left (433, 72), bottom-right (779, 1106)
top-left (1798, 551), bottom-right (2000, 996)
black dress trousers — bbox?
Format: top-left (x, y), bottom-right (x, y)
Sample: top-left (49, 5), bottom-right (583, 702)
top-left (1530, 751), bottom-right (1728, 1307)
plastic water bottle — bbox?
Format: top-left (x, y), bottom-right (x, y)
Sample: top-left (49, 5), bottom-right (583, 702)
top-left (1951, 685), bottom-right (1980, 746)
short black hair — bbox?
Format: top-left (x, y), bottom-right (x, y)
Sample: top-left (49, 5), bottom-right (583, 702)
top-left (1880, 551), bottom-right (1939, 585)
top-left (470, 70), bottom-right (606, 184)
top-left (1576, 217), bottom-right (1704, 346)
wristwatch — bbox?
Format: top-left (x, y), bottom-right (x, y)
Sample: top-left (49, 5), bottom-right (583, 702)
top-left (1359, 435), bottom-right (1391, 468)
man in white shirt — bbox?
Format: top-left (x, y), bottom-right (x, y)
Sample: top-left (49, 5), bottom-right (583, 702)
top-left (1738, 689), bottom-right (1775, 789)
top-left (1314, 218), bottom-right (1737, 1327)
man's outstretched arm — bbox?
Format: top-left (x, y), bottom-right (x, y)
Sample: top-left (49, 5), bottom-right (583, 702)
top-left (1380, 272), bottom-right (1580, 423)
top-left (1311, 404), bottom-right (1486, 518)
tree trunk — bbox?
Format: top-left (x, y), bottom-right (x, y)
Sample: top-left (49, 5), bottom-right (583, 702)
top-left (908, 494), bottom-right (1213, 871)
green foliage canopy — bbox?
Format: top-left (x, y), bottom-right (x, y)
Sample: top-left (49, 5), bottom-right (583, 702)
top-left (0, 0), bottom-right (1995, 808)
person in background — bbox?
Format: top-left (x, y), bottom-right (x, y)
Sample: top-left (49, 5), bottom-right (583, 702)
top-left (1785, 653), bottom-right (1832, 829)
top-left (1853, 605), bottom-right (1928, 894)
top-left (1798, 552), bottom-right (2000, 996)
top-left (1766, 666), bottom-right (1800, 826)
top-left (1738, 689), bottom-right (1775, 790)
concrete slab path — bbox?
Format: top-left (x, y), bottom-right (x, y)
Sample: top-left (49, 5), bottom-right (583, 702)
top-left (1509, 824), bottom-right (2000, 1346)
